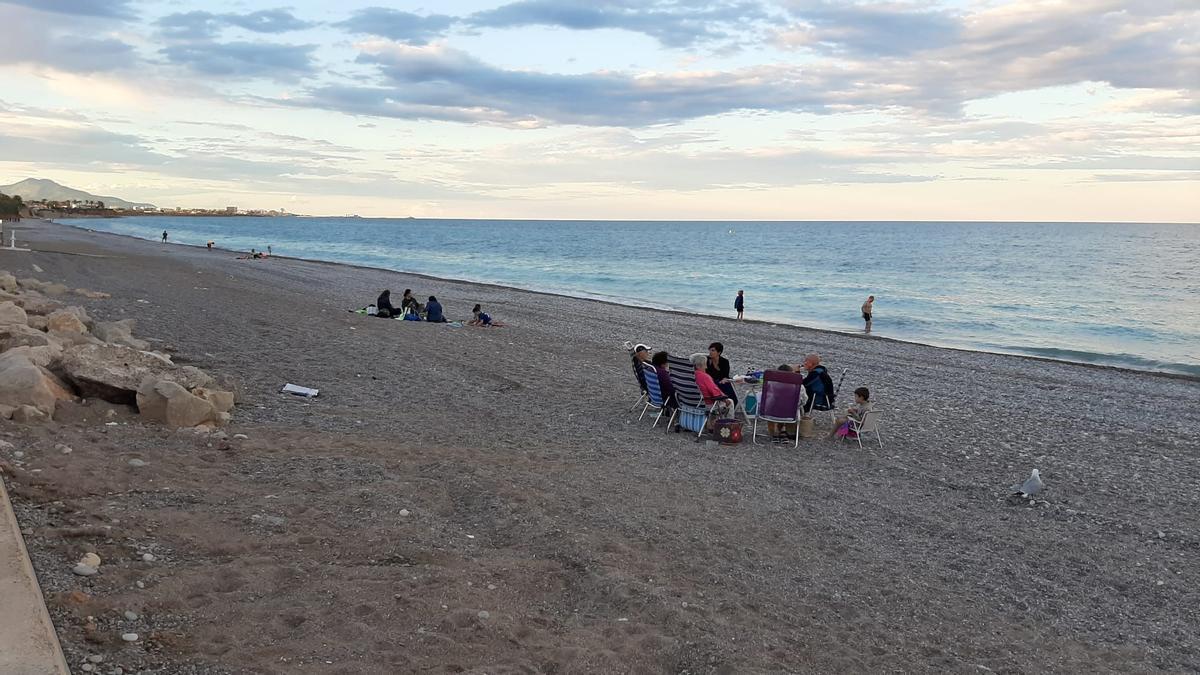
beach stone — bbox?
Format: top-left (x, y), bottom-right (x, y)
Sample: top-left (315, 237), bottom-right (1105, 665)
top-left (73, 563), bottom-right (98, 576)
top-left (477, 610), bottom-right (490, 620)
top-left (120, 633), bottom-right (138, 642)
top-left (0, 273), bottom-right (16, 293)
top-left (81, 664), bottom-right (94, 672)
top-left (11, 405), bottom-right (48, 424)
top-left (43, 283), bottom-right (70, 297)
top-left (141, 553), bottom-right (156, 562)
top-left (0, 351), bottom-right (75, 417)
top-left (3, 343), bottom-right (65, 369)
top-left (0, 323), bottom-right (55, 350)
top-left (0, 405), bottom-right (15, 420)
top-left (127, 458), bottom-right (147, 468)
top-left (80, 552), bottom-right (102, 567)
top-left (17, 278), bottom-right (47, 292)
top-left (123, 610), bottom-right (138, 621)
top-left (26, 315), bottom-right (47, 331)
top-left (191, 387), bottom-right (235, 413)
top-left (14, 293), bottom-right (63, 316)
top-left (46, 309), bottom-right (89, 334)
top-left (88, 655), bottom-right (103, 664)
top-left (59, 344), bottom-right (210, 404)
top-left (136, 378), bottom-right (221, 428)
top-left (92, 319), bottom-right (149, 350)
top-left (0, 301), bottom-right (28, 326)
top-left (75, 288), bottom-right (111, 300)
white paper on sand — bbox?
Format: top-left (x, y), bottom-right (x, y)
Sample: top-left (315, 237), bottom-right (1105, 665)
top-left (281, 383), bottom-right (319, 398)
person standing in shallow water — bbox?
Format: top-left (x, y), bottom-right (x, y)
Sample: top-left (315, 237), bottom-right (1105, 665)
top-left (161, 231), bottom-right (168, 243)
top-left (734, 290), bottom-right (744, 321)
top-left (862, 295), bottom-right (875, 333)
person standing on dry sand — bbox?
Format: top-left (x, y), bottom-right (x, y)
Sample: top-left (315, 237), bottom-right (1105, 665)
top-left (862, 295), bottom-right (875, 333)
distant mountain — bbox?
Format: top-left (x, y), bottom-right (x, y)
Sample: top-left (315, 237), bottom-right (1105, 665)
top-left (0, 178), bottom-right (155, 209)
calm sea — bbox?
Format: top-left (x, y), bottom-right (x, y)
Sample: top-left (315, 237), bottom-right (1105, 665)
top-left (62, 217), bottom-right (1200, 377)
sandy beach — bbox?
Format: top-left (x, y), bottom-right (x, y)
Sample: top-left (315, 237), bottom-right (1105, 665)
top-left (2, 217), bottom-right (1199, 674)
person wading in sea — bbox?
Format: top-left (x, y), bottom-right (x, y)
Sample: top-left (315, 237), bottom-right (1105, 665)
top-left (161, 230), bottom-right (168, 244)
top-left (862, 295), bottom-right (875, 333)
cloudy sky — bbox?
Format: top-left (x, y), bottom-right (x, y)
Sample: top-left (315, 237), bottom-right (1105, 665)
top-left (0, 0), bottom-right (1196, 220)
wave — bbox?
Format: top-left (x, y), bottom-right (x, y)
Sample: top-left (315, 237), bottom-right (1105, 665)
top-left (983, 344), bottom-right (1200, 377)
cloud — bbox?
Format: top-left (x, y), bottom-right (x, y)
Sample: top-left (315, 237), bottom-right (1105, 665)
top-left (0, 0), bottom-right (135, 19)
top-left (0, 5), bottom-right (137, 73)
top-left (334, 8), bottom-right (456, 44)
top-left (161, 41), bottom-right (318, 80)
top-left (468, 0), bottom-right (768, 48)
top-left (778, 1), bottom-right (960, 56)
top-left (157, 8), bottom-right (316, 39)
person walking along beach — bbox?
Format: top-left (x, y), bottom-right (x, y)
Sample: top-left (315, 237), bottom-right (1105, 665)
top-left (735, 290), bottom-right (744, 321)
top-left (862, 295), bottom-right (875, 333)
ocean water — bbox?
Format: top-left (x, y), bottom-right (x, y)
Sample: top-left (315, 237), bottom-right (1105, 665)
top-left (61, 217), bottom-right (1200, 377)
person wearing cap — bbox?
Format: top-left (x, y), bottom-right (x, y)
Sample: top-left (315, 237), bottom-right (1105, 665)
top-left (630, 343), bottom-right (651, 396)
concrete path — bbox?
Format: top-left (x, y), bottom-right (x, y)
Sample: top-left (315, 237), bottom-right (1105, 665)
top-left (0, 476), bottom-right (70, 675)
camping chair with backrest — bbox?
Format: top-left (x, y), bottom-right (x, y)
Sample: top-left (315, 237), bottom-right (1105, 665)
top-left (752, 370), bottom-right (807, 448)
top-left (639, 362), bottom-right (668, 427)
top-left (845, 408), bottom-right (884, 450)
top-left (804, 367), bottom-right (847, 422)
top-left (627, 354), bottom-right (649, 412)
top-left (665, 355), bottom-right (713, 440)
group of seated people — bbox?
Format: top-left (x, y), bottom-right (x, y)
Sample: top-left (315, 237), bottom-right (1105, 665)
top-left (375, 289), bottom-right (446, 322)
top-left (631, 343), bottom-right (871, 441)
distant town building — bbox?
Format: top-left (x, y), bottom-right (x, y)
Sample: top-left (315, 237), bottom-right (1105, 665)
top-left (225, 206), bottom-right (238, 214)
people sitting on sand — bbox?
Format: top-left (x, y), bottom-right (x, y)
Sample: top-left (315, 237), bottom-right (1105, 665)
top-left (376, 289), bottom-right (398, 318)
top-left (829, 387), bottom-right (872, 440)
top-left (797, 353), bottom-right (834, 414)
top-left (401, 289), bottom-right (420, 315)
top-left (692, 353), bottom-right (733, 426)
top-left (469, 304), bottom-right (505, 327)
top-left (651, 350), bottom-right (676, 409)
top-left (425, 296), bottom-right (446, 323)
top-left (706, 341), bottom-right (738, 405)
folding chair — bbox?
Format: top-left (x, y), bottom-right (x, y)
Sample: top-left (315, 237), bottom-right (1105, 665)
top-left (665, 355), bottom-right (714, 440)
top-left (627, 354), bottom-right (648, 412)
top-left (639, 362), bottom-right (668, 427)
top-left (751, 370), bottom-right (807, 448)
top-left (845, 409), bottom-right (884, 450)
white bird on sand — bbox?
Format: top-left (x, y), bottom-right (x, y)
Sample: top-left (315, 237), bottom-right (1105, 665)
top-left (1010, 469), bottom-right (1044, 497)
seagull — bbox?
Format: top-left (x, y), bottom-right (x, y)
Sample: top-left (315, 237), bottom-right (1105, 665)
top-left (1010, 469), bottom-right (1044, 497)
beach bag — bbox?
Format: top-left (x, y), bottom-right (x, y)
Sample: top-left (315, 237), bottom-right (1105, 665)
top-left (799, 416), bottom-right (815, 438)
top-left (403, 311), bottom-right (421, 321)
top-left (678, 409), bottom-right (707, 434)
top-left (715, 418), bottom-right (742, 445)
top-left (743, 391), bottom-right (758, 417)
top-left (366, 304), bottom-right (378, 316)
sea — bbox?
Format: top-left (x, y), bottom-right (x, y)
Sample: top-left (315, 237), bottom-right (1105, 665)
top-left (61, 217), bottom-right (1200, 377)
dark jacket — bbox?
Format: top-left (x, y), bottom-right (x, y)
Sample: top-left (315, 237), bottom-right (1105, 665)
top-left (425, 299), bottom-right (445, 322)
top-left (802, 365), bottom-right (835, 411)
top-left (706, 355), bottom-right (731, 382)
top-left (376, 292), bottom-right (396, 317)
top-left (655, 365), bottom-right (676, 407)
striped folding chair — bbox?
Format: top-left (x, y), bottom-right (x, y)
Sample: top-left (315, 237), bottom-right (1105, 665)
top-left (639, 362), bottom-right (668, 427)
top-left (665, 355), bottom-right (713, 439)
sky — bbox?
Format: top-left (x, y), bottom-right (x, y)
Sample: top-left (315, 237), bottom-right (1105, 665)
top-left (0, 0), bottom-right (1196, 221)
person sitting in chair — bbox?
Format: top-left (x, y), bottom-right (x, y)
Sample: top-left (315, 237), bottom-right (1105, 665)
top-left (652, 350), bottom-right (676, 410)
top-left (797, 353), bottom-right (835, 414)
top-left (829, 387), bottom-right (872, 440)
top-left (692, 353), bottom-right (733, 427)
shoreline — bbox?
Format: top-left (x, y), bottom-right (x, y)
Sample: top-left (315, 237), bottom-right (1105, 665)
top-left (50, 217), bottom-right (1200, 383)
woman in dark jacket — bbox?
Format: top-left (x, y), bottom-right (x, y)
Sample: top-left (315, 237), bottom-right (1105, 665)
top-left (706, 341), bottom-right (738, 405)
top-left (376, 290), bottom-right (397, 318)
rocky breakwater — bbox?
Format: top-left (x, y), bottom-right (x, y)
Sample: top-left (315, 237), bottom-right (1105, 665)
top-left (0, 271), bottom-right (235, 428)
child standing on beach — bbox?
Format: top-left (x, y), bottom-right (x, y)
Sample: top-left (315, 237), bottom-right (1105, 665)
top-left (735, 290), bottom-right (744, 321)
top-left (861, 295), bottom-right (874, 333)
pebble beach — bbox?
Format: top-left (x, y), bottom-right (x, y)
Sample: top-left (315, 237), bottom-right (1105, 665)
top-left (2, 217), bottom-right (1199, 674)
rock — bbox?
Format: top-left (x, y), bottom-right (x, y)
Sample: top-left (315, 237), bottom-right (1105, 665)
top-left (73, 563), bottom-right (98, 576)
top-left (0, 405), bottom-right (15, 420)
top-left (81, 664), bottom-right (94, 672)
top-left (127, 459), bottom-right (147, 468)
top-left (88, 655), bottom-right (104, 664)
top-left (211, 372), bottom-right (242, 403)
top-left (46, 309), bottom-right (88, 334)
top-left (120, 632), bottom-right (138, 642)
top-left (233, 433), bottom-right (248, 440)
top-left (60, 344), bottom-right (210, 404)
top-left (250, 514), bottom-right (286, 528)
top-left (477, 610), bottom-right (490, 620)
top-left (11, 405), bottom-right (49, 424)
top-left (487, 584), bottom-right (497, 590)
top-left (75, 289), bottom-right (111, 299)
top-left (398, 509), bottom-right (410, 517)
top-left (136, 378), bottom-right (221, 428)
top-left (0, 272), bottom-right (16, 293)
top-left (0, 301), bottom-right (28, 326)
top-left (17, 278), bottom-right (46, 292)
top-left (141, 553), bottom-right (156, 562)
top-left (0, 351), bottom-right (75, 417)
top-left (92, 320), bottom-right (149, 350)
top-left (123, 610), bottom-right (138, 621)
top-left (135, 581), bottom-right (144, 589)
top-left (80, 552), bottom-right (102, 567)
top-left (191, 387), bottom-right (235, 413)
top-left (43, 282), bottom-right (70, 297)
top-left (3, 343), bottom-right (65, 369)
top-left (58, 444), bottom-right (73, 454)
top-left (14, 292), bottom-right (64, 316)
top-left (0, 323), bottom-right (55, 350)
top-left (26, 315), bottom-right (48, 331)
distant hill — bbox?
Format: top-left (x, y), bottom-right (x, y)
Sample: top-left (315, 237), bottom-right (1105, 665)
top-left (0, 178), bottom-right (155, 209)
